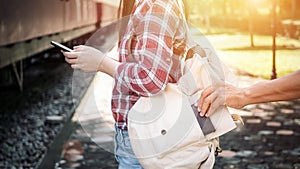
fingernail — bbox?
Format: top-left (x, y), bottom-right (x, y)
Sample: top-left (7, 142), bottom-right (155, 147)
top-left (205, 114), bottom-right (208, 117)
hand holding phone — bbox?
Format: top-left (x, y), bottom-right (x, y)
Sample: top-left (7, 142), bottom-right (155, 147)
top-left (50, 41), bottom-right (72, 52)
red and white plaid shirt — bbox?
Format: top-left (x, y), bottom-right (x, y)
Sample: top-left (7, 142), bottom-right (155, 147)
top-left (112, 0), bottom-right (187, 130)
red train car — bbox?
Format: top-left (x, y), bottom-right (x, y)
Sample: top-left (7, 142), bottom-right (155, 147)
top-left (0, 0), bottom-right (99, 46)
top-left (0, 0), bottom-right (120, 90)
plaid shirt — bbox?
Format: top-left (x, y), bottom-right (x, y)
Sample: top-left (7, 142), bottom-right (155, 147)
top-left (112, 0), bottom-right (187, 130)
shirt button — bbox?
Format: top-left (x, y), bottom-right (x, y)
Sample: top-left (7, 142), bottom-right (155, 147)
top-left (166, 58), bottom-right (171, 63)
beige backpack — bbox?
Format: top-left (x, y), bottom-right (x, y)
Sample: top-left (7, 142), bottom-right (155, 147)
top-left (128, 45), bottom-right (242, 168)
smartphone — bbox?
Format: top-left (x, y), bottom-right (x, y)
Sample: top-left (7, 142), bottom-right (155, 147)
top-left (50, 41), bottom-right (72, 52)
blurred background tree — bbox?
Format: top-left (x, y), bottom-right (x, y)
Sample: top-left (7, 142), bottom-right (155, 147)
top-left (183, 0), bottom-right (300, 79)
top-left (185, 0), bottom-right (300, 38)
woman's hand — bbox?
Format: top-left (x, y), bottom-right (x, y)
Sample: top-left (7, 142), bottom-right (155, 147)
top-left (198, 83), bottom-right (246, 117)
top-left (62, 45), bottom-right (105, 72)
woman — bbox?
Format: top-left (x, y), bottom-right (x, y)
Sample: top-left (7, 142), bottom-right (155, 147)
top-left (63, 0), bottom-right (189, 167)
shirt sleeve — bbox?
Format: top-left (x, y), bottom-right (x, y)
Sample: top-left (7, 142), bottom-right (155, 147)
top-left (114, 1), bottom-right (182, 97)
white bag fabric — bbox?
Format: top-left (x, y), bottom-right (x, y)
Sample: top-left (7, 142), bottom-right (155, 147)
top-left (128, 50), bottom-right (237, 168)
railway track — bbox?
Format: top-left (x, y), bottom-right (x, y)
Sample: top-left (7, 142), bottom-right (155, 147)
top-left (0, 45), bottom-right (92, 168)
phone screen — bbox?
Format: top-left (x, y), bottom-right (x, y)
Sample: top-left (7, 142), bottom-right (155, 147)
top-left (50, 41), bottom-right (72, 52)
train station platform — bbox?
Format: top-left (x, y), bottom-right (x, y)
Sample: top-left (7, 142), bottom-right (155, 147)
top-left (54, 72), bottom-right (300, 169)
top-left (53, 31), bottom-right (300, 169)
top-left (54, 47), bottom-right (118, 168)
top-left (52, 72), bottom-right (300, 168)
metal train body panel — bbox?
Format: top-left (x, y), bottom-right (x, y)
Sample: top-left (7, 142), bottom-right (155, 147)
top-left (97, 2), bottom-right (119, 26)
top-left (0, 0), bottom-right (119, 90)
top-left (0, 0), bottom-right (100, 47)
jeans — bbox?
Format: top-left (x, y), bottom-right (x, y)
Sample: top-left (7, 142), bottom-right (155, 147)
top-left (114, 125), bottom-right (143, 169)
